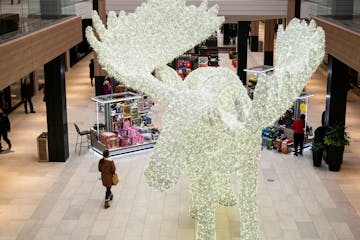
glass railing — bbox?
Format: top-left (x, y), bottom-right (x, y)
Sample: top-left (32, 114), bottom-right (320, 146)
top-left (303, 0), bottom-right (360, 33)
top-left (0, 0), bottom-right (78, 43)
top-left (303, 0), bottom-right (360, 16)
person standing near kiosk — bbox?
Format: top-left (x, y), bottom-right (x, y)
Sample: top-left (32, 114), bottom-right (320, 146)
top-left (292, 114), bottom-right (306, 156)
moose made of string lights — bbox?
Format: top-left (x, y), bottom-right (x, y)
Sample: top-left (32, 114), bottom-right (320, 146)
top-left (86, 0), bottom-right (325, 239)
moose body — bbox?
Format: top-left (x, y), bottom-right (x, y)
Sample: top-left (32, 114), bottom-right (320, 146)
top-left (86, 1), bottom-right (325, 239)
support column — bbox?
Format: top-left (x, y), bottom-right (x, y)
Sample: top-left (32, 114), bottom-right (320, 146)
top-left (44, 53), bottom-right (69, 162)
top-left (250, 21), bottom-right (259, 52)
top-left (237, 21), bottom-right (250, 85)
top-left (287, 0), bottom-right (301, 22)
top-left (324, 55), bottom-right (350, 171)
top-left (287, 0), bottom-right (295, 22)
top-left (295, 0), bottom-right (301, 18)
top-left (93, 0), bottom-right (107, 95)
top-left (264, 19), bottom-right (275, 66)
top-left (324, 55), bottom-right (350, 127)
top-left (223, 24), bottom-right (231, 46)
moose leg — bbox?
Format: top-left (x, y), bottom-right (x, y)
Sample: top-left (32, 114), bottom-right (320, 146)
top-left (193, 174), bottom-right (218, 240)
top-left (196, 206), bottom-right (217, 240)
top-left (189, 181), bottom-right (200, 219)
top-left (237, 160), bottom-right (261, 240)
top-left (218, 173), bottom-right (237, 206)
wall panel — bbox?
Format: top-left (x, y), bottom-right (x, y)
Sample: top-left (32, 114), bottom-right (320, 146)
top-left (313, 16), bottom-right (360, 72)
top-left (0, 16), bottom-right (82, 89)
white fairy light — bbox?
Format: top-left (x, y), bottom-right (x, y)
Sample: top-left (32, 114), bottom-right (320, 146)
top-left (86, 1), bottom-right (325, 239)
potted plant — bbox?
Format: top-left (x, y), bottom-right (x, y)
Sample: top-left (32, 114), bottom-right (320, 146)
top-left (324, 122), bottom-right (350, 172)
top-left (311, 142), bottom-right (324, 167)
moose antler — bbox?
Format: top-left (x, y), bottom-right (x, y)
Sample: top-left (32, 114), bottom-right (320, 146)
top-left (246, 19), bottom-right (325, 131)
top-left (86, 0), bottom-right (224, 102)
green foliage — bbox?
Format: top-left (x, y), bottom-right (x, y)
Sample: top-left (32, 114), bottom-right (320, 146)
top-left (311, 142), bottom-right (324, 152)
top-left (324, 122), bottom-right (350, 147)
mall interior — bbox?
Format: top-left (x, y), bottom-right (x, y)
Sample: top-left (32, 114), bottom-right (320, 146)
top-left (0, 0), bottom-right (360, 239)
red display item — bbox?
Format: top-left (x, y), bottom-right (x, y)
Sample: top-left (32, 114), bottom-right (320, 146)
top-left (137, 134), bottom-right (144, 144)
top-left (178, 61), bottom-right (185, 67)
top-left (232, 59), bottom-right (237, 68)
top-left (274, 139), bottom-right (282, 149)
top-left (203, 49), bottom-right (211, 56)
top-left (120, 136), bottom-right (131, 147)
top-left (176, 69), bottom-right (185, 79)
top-left (106, 137), bottom-right (119, 149)
top-left (185, 61), bottom-right (193, 69)
top-left (281, 139), bottom-right (293, 154)
top-left (176, 69), bottom-right (184, 74)
top-left (199, 63), bottom-right (208, 67)
top-left (100, 132), bottom-right (117, 145)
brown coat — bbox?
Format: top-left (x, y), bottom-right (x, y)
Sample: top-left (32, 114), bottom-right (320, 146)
top-left (98, 158), bottom-right (116, 187)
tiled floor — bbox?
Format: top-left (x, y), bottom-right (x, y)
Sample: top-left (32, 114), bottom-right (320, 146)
top-left (0, 49), bottom-right (360, 240)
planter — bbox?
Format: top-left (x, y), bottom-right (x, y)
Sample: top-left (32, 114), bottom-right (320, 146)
top-left (326, 146), bottom-right (344, 172)
top-left (322, 149), bottom-right (328, 164)
top-left (312, 150), bottom-right (323, 167)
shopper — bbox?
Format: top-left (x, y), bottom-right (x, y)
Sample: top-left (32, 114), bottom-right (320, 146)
top-left (89, 59), bottom-right (94, 87)
top-left (98, 150), bottom-right (116, 209)
top-left (292, 114), bottom-right (306, 156)
top-left (21, 78), bottom-right (35, 114)
top-left (0, 108), bottom-right (11, 152)
top-left (103, 80), bottom-right (113, 95)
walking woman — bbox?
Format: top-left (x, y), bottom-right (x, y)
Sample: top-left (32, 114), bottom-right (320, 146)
top-left (98, 150), bottom-right (116, 208)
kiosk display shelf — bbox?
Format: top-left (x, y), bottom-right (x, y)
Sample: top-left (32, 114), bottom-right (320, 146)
top-left (91, 92), bottom-right (158, 156)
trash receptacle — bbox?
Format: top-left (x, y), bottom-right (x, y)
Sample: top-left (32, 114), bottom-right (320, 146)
top-left (37, 132), bottom-right (48, 162)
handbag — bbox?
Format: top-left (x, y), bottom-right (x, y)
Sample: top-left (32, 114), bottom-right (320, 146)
top-left (112, 173), bottom-right (119, 185)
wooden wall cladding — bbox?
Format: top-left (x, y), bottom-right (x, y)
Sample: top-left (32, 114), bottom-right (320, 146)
top-left (287, 0), bottom-right (295, 21)
top-left (313, 16), bottom-right (360, 72)
top-left (264, 19), bottom-right (276, 51)
top-left (0, 16), bottom-right (82, 90)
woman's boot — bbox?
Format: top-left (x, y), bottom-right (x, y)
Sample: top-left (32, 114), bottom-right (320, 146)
top-left (104, 199), bottom-right (110, 209)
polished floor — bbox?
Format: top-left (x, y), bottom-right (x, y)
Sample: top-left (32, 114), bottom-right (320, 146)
top-left (0, 50), bottom-right (360, 240)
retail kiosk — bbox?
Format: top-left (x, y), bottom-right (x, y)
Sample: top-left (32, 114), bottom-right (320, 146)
top-left (91, 92), bottom-right (158, 156)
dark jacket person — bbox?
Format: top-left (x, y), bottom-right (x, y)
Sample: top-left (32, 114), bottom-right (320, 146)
top-left (0, 108), bottom-right (11, 151)
top-left (21, 79), bottom-right (35, 113)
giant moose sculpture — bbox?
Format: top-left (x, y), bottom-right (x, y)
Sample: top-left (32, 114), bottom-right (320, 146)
top-left (86, 0), bottom-right (325, 239)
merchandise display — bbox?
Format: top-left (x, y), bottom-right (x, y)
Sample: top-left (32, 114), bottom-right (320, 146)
top-left (86, 0), bottom-right (325, 239)
top-left (90, 92), bottom-right (158, 156)
top-left (198, 56), bottom-right (209, 67)
top-left (262, 92), bottom-right (315, 153)
top-left (244, 65), bottom-right (274, 99)
top-left (173, 36), bottom-right (219, 78)
top-left (199, 36), bottom-right (219, 66)
top-left (174, 55), bottom-right (198, 79)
